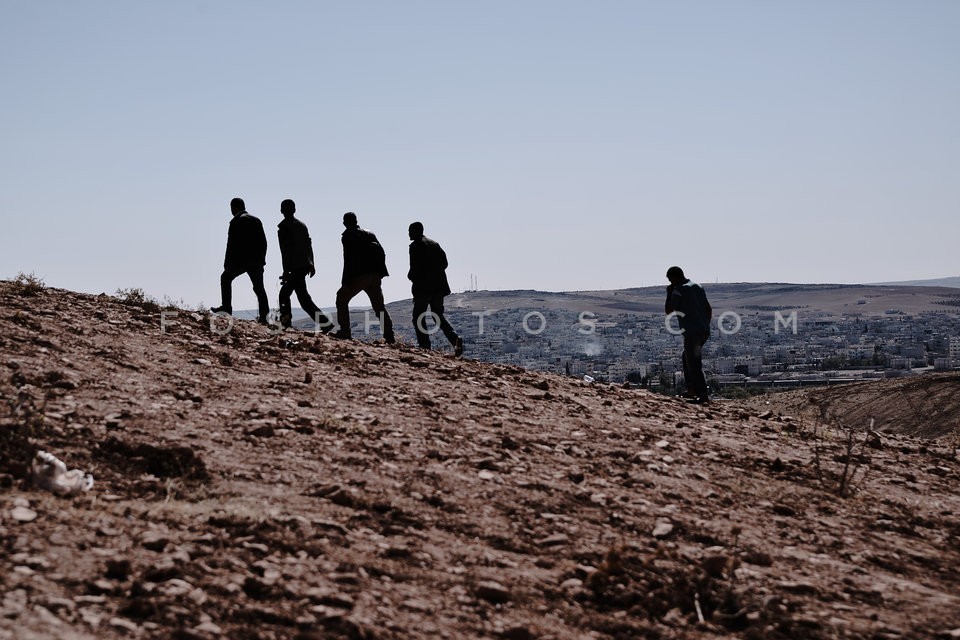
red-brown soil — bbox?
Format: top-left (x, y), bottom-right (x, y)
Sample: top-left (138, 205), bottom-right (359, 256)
top-left (2, 281), bottom-right (959, 639)
top-left (741, 374), bottom-right (960, 439)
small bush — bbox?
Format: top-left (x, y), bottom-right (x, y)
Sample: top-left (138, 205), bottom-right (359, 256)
top-left (808, 399), bottom-right (872, 498)
top-left (11, 271), bottom-right (46, 296)
top-left (115, 287), bottom-right (161, 312)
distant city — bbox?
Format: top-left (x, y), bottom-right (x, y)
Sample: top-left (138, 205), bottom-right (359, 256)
top-left (290, 282), bottom-right (960, 392)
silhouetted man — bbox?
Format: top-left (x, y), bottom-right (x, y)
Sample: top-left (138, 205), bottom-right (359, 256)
top-left (334, 212), bottom-right (394, 342)
top-left (408, 222), bottom-right (463, 356)
top-left (277, 199), bottom-right (333, 332)
top-left (665, 266), bottom-right (712, 403)
top-left (211, 197), bottom-right (269, 323)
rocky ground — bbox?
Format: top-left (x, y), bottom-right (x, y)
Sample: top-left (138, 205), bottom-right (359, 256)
top-left (2, 280), bottom-right (960, 640)
top-left (740, 373), bottom-right (960, 440)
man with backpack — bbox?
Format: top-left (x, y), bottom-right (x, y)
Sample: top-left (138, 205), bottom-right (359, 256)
top-left (408, 221), bottom-right (463, 356)
top-left (334, 212), bottom-right (395, 343)
top-left (664, 266), bottom-right (712, 403)
top-left (276, 199), bottom-right (333, 331)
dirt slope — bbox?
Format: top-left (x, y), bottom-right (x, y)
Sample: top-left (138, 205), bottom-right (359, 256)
top-left (743, 374), bottom-right (960, 439)
top-left (2, 281), bottom-right (960, 640)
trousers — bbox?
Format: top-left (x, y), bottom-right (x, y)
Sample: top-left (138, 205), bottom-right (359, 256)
top-left (335, 273), bottom-right (394, 340)
top-left (220, 267), bottom-right (268, 319)
top-left (412, 295), bottom-right (459, 349)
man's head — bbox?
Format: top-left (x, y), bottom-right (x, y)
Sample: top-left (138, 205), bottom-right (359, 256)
top-left (230, 197), bottom-right (246, 216)
top-left (666, 266), bottom-right (686, 286)
top-left (343, 212), bottom-right (358, 228)
top-left (281, 199), bottom-right (295, 217)
top-left (408, 221), bottom-right (424, 241)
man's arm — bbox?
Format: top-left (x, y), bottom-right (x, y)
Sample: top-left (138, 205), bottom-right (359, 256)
top-left (224, 222), bottom-right (237, 270)
top-left (664, 284), bottom-right (676, 315)
top-left (255, 221), bottom-right (268, 264)
top-left (436, 244), bottom-right (448, 272)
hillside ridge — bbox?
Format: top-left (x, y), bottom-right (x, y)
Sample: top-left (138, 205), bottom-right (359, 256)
top-left (1, 281), bottom-right (959, 639)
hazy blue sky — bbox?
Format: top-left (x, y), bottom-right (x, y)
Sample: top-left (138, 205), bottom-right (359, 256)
top-left (2, 1), bottom-right (958, 310)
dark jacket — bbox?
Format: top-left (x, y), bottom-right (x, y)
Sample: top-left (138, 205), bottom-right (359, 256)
top-left (666, 280), bottom-right (712, 335)
top-left (277, 216), bottom-right (315, 273)
top-left (408, 236), bottom-right (451, 298)
top-left (341, 226), bottom-right (388, 284)
top-left (224, 212), bottom-right (267, 271)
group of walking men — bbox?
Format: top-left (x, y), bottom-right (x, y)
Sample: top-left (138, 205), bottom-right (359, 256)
top-left (211, 197), bottom-right (463, 357)
top-left (211, 198), bottom-right (713, 401)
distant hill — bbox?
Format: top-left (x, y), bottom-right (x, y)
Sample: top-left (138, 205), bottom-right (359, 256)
top-left (870, 275), bottom-right (960, 288)
top-left (284, 281), bottom-right (960, 330)
top-left (429, 282), bottom-right (960, 317)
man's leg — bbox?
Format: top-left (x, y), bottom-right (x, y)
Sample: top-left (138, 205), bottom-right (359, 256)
top-left (335, 278), bottom-right (364, 337)
top-left (363, 277), bottom-right (394, 343)
top-left (680, 336), bottom-right (692, 395)
top-left (412, 297), bottom-right (432, 348)
top-left (412, 297), bottom-right (431, 348)
top-left (278, 274), bottom-right (295, 328)
top-left (684, 333), bottom-right (708, 399)
top-left (215, 269), bottom-right (241, 313)
top-left (431, 295), bottom-right (460, 348)
top-left (247, 268), bottom-right (270, 322)
top-left (293, 271), bottom-right (332, 332)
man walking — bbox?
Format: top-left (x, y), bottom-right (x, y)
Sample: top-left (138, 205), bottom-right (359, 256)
top-left (277, 199), bottom-right (333, 332)
top-left (664, 266), bottom-right (712, 403)
top-left (408, 222), bottom-right (463, 356)
top-left (334, 212), bottom-right (394, 342)
top-left (211, 197), bottom-right (269, 323)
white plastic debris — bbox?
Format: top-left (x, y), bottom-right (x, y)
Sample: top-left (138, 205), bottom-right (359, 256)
top-left (31, 451), bottom-right (93, 496)
top-left (583, 375), bottom-right (595, 383)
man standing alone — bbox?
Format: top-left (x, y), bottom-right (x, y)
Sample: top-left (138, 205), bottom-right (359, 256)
top-left (665, 266), bottom-right (712, 403)
top-left (277, 199), bottom-right (333, 331)
top-left (211, 197), bottom-right (269, 323)
top-left (334, 212), bottom-right (395, 343)
top-left (408, 222), bottom-right (463, 356)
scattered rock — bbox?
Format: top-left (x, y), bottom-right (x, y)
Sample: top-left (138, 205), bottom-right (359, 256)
top-left (742, 550), bottom-right (774, 567)
top-left (141, 532), bottom-right (170, 552)
top-left (401, 598), bottom-right (433, 613)
top-left (772, 503), bottom-right (796, 517)
top-left (304, 587), bottom-right (355, 610)
top-left (247, 425), bottom-right (276, 438)
top-left (536, 533), bottom-right (569, 547)
top-left (652, 519), bottom-right (674, 538)
top-left (500, 625), bottom-right (535, 640)
top-left (701, 554), bottom-right (735, 578)
top-left (11, 506), bottom-right (37, 522)
top-left (476, 580), bottom-right (511, 604)
top-left (109, 616), bottom-right (139, 634)
top-left (193, 621), bottom-right (224, 636)
top-left (778, 580), bottom-right (819, 595)
top-left (105, 558), bottom-right (132, 580)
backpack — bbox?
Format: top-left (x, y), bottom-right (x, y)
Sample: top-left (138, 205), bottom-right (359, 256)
top-left (360, 229), bottom-right (386, 270)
